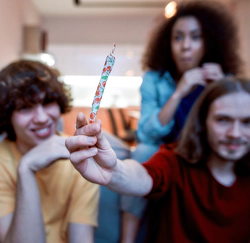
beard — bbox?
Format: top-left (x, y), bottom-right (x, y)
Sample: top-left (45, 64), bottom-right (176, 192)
top-left (211, 139), bottom-right (250, 163)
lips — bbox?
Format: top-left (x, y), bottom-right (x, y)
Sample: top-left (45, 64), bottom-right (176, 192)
top-left (225, 143), bottom-right (242, 150)
top-left (181, 57), bottom-right (192, 63)
top-left (31, 125), bottom-right (53, 138)
top-left (221, 141), bottom-right (246, 151)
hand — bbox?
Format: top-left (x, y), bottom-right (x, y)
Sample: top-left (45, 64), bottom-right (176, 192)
top-left (19, 135), bottom-right (70, 172)
top-left (202, 63), bottom-right (224, 82)
top-left (65, 112), bottom-right (117, 185)
top-left (174, 67), bottom-right (206, 99)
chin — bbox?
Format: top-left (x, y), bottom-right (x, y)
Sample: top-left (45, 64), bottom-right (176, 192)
top-left (220, 152), bottom-right (247, 162)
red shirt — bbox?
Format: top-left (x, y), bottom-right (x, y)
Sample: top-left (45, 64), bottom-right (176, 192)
top-left (142, 146), bottom-right (250, 243)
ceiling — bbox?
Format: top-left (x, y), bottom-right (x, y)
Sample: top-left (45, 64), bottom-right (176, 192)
top-left (30, 0), bottom-right (170, 17)
top-left (30, 0), bottom-right (234, 17)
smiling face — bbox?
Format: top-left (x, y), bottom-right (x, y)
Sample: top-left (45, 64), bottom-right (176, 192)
top-left (171, 16), bottom-right (205, 76)
top-left (206, 92), bottom-right (250, 163)
top-left (11, 98), bottom-right (60, 154)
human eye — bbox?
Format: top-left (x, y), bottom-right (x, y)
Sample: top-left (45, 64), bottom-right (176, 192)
top-left (16, 104), bottom-right (32, 112)
top-left (192, 33), bottom-right (202, 41)
top-left (242, 118), bottom-right (250, 126)
top-left (44, 103), bottom-right (55, 109)
top-left (42, 100), bottom-right (58, 110)
top-left (42, 97), bottom-right (54, 106)
top-left (215, 116), bottom-right (231, 123)
top-left (191, 30), bottom-right (202, 40)
top-left (173, 34), bottom-right (183, 42)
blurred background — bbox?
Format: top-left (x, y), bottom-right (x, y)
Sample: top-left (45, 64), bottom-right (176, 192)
top-left (1, 0), bottom-right (250, 141)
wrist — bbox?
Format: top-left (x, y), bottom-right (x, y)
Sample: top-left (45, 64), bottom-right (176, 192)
top-left (18, 158), bottom-right (35, 175)
top-left (171, 91), bottom-right (182, 102)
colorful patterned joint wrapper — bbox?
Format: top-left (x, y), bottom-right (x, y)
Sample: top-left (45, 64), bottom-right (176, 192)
top-left (89, 44), bottom-right (116, 124)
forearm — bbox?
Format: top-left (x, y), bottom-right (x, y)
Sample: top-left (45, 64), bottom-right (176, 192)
top-left (68, 223), bottom-right (94, 243)
top-left (158, 92), bottom-right (182, 126)
top-left (4, 166), bottom-right (45, 243)
top-left (120, 212), bottom-right (140, 243)
top-left (107, 159), bottom-right (153, 196)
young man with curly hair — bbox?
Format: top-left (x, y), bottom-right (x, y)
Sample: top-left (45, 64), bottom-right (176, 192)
top-left (0, 60), bottom-right (99, 243)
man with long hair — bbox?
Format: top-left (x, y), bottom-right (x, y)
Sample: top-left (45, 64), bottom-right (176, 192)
top-left (66, 78), bottom-right (250, 242)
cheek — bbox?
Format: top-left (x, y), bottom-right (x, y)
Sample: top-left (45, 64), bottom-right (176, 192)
top-left (11, 114), bottom-right (30, 130)
top-left (206, 121), bottom-right (221, 142)
top-left (48, 106), bottom-right (61, 119)
top-left (194, 42), bottom-right (205, 59)
top-left (207, 126), bottom-right (226, 144)
top-left (206, 129), bottom-right (215, 146)
top-left (171, 43), bottom-right (179, 59)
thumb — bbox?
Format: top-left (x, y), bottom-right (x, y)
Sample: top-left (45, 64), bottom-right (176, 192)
top-left (75, 112), bottom-right (88, 131)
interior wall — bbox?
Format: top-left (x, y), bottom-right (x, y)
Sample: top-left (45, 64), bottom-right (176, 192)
top-left (42, 15), bottom-right (158, 108)
top-left (0, 0), bottom-right (250, 77)
top-left (42, 15), bottom-right (158, 45)
top-left (48, 43), bottom-right (144, 76)
top-left (43, 14), bottom-right (160, 77)
top-left (41, 0), bottom-right (250, 79)
top-left (234, 0), bottom-right (250, 77)
top-left (0, 0), bottom-right (41, 69)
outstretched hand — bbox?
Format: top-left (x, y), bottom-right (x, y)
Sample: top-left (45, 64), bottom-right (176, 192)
top-left (65, 112), bottom-right (118, 185)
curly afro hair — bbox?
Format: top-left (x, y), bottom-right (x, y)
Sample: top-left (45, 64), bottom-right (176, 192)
top-left (0, 60), bottom-right (72, 141)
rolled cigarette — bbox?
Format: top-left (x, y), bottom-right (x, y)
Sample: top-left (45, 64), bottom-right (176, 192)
top-left (89, 44), bottom-right (116, 124)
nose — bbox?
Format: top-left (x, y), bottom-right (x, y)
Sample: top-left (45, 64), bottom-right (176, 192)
top-left (182, 37), bottom-right (191, 50)
top-left (33, 104), bottom-right (48, 123)
top-left (226, 121), bottom-right (241, 138)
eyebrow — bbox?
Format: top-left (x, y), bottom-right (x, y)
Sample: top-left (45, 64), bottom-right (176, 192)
top-left (213, 113), bottom-right (250, 120)
top-left (173, 29), bottom-right (202, 34)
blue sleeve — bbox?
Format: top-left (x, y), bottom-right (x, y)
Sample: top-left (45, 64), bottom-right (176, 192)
top-left (136, 71), bottom-right (175, 145)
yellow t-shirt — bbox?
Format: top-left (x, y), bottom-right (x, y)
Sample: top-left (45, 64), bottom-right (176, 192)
top-left (0, 139), bottom-right (100, 243)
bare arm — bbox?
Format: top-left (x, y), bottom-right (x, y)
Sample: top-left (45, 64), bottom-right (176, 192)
top-left (108, 158), bottom-right (152, 196)
top-left (120, 212), bottom-right (141, 243)
top-left (0, 135), bottom-right (69, 243)
top-left (158, 63), bottom-right (224, 126)
top-left (2, 165), bottom-right (46, 243)
top-left (0, 214), bottom-right (13, 242)
top-left (158, 67), bottom-right (205, 126)
top-left (68, 223), bottom-right (94, 243)
top-left (66, 112), bottom-right (153, 196)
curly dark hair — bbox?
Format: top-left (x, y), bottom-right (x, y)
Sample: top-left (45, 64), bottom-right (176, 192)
top-left (0, 60), bottom-right (72, 141)
top-left (141, 1), bottom-right (242, 78)
top-left (176, 78), bottom-right (250, 175)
